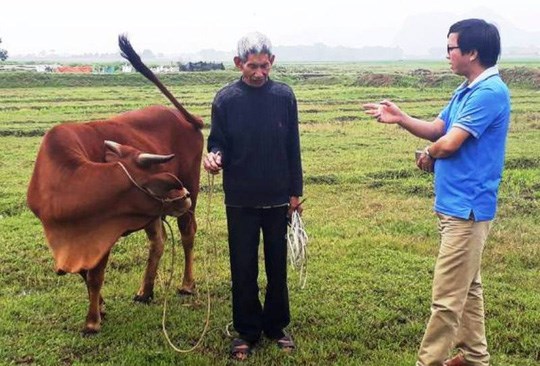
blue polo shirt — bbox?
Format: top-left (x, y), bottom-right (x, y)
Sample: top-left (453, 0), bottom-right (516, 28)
top-left (434, 66), bottom-right (510, 221)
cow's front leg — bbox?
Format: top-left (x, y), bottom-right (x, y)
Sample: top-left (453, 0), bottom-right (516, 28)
top-left (177, 212), bottom-right (196, 295)
top-left (80, 270), bottom-right (106, 319)
top-left (82, 251), bottom-right (110, 335)
top-left (134, 218), bottom-right (165, 303)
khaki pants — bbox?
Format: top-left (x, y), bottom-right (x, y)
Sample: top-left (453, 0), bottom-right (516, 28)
top-left (417, 213), bottom-right (491, 366)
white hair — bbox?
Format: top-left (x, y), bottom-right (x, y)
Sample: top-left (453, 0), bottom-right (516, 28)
top-left (237, 32), bottom-right (273, 62)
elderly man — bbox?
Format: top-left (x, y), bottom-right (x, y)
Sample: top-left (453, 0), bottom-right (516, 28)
top-left (364, 19), bottom-right (510, 366)
top-left (203, 32), bottom-right (303, 360)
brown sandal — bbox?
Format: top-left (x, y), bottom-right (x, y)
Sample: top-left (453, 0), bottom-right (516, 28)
top-left (277, 333), bottom-right (295, 352)
top-left (230, 338), bottom-right (252, 361)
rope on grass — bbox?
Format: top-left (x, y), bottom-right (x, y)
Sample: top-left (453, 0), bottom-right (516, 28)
top-left (287, 209), bottom-right (309, 289)
top-left (160, 173), bottom-right (216, 353)
top-left (224, 321), bottom-right (235, 339)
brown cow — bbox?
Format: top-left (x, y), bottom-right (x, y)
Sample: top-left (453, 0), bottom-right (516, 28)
top-left (26, 37), bottom-right (203, 334)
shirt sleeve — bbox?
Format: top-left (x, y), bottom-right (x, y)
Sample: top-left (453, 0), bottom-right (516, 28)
top-left (207, 98), bottom-right (227, 158)
top-left (438, 102), bottom-right (451, 132)
top-left (287, 92), bottom-right (303, 197)
top-left (453, 87), bottom-right (504, 139)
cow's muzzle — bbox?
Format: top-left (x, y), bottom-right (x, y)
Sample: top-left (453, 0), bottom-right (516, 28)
top-left (116, 162), bottom-right (191, 215)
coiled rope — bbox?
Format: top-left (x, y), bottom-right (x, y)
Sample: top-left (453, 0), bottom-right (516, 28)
top-left (287, 209), bottom-right (309, 289)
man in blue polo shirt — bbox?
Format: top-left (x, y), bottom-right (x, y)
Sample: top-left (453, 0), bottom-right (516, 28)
top-left (364, 19), bottom-right (510, 366)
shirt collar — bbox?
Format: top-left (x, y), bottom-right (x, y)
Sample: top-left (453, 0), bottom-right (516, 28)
top-left (239, 76), bottom-right (272, 90)
top-left (457, 66), bottom-right (499, 91)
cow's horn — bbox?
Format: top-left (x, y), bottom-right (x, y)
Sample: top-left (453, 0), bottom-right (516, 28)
top-left (104, 140), bottom-right (122, 154)
top-left (137, 153), bottom-right (175, 165)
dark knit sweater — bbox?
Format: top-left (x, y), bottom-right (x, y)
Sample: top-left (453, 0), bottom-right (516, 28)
top-left (208, 78), bottom-right (303, 207)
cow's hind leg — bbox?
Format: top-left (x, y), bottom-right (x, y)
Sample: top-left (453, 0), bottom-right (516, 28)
top-left (81, 251), bottom-right (110, 335)
top-left (177, 211), bottom-right (197, 295)
top-left (134, 218), bottom-right (165, 303)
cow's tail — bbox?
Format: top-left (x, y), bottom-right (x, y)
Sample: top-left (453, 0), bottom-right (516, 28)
top-left (118, 35), bottom-right (203, 129)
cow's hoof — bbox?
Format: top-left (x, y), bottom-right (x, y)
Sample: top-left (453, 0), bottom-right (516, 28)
top-left (177, 287), bottom-right (196, 296)
top-left (133, 293), bottom-right (153, 304)
top-left (81, 326), bottom-right (100, 337)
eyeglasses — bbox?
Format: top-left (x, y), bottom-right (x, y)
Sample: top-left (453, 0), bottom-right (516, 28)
top-left (447, 46), bottom-right (460, 54)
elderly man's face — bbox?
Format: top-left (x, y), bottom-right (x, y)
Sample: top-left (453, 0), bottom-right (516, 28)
top-left (234, 53), bottom-right (275, 87)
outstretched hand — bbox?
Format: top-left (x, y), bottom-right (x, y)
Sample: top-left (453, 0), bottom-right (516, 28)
top-left (363, 100), bottom-right (404, 124)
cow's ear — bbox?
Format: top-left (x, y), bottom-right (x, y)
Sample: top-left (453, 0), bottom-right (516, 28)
top-left (104, 140), bottom-right (123, 162)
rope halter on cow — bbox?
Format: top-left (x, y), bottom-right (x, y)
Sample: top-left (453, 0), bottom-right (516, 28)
top-left (116, 162), bottom-right (190, 213)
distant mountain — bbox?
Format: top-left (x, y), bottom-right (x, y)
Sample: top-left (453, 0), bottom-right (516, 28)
top-left (177, 43), bottom-right (404, 62)
top-left (394, 7), bottom-right (540, 58)
top-left (8, 8), bottom-right (539, 63)
top-left (394, 12), bottom-right (456, 57)
top-left (11, 52), bottom-right (125, 63)
top-left (274, 44), bottom-right (403, 61)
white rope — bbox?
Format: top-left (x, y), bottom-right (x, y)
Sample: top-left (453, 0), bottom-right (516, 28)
top-left (287, 210), bottom-right (308, 289)
top-left (160, 218), bottom-right (211, 354)
top-left (159, 173), bottom-right (216, 353)
top-left (224, 321), bottom-right (235, 339)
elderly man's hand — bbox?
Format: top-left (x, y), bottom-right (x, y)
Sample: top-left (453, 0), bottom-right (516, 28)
top-left (288, 196), bottom-right (304, 217)
top-left (203, 151), bottom-right (222, 174)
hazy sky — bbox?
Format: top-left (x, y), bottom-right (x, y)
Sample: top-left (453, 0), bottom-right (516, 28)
top-left (1, 0), bottom-right (539, 55)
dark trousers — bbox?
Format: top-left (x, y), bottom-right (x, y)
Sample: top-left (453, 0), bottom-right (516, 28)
top-left (226, 205), bottom-right (290, 343)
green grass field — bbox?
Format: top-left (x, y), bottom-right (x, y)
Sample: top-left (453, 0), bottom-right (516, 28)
top-left (0, 63), bottom-right (539, 365)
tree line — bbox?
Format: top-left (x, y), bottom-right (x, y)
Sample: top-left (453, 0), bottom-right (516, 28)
top-left (0, 38), bottom-right (7, 61)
